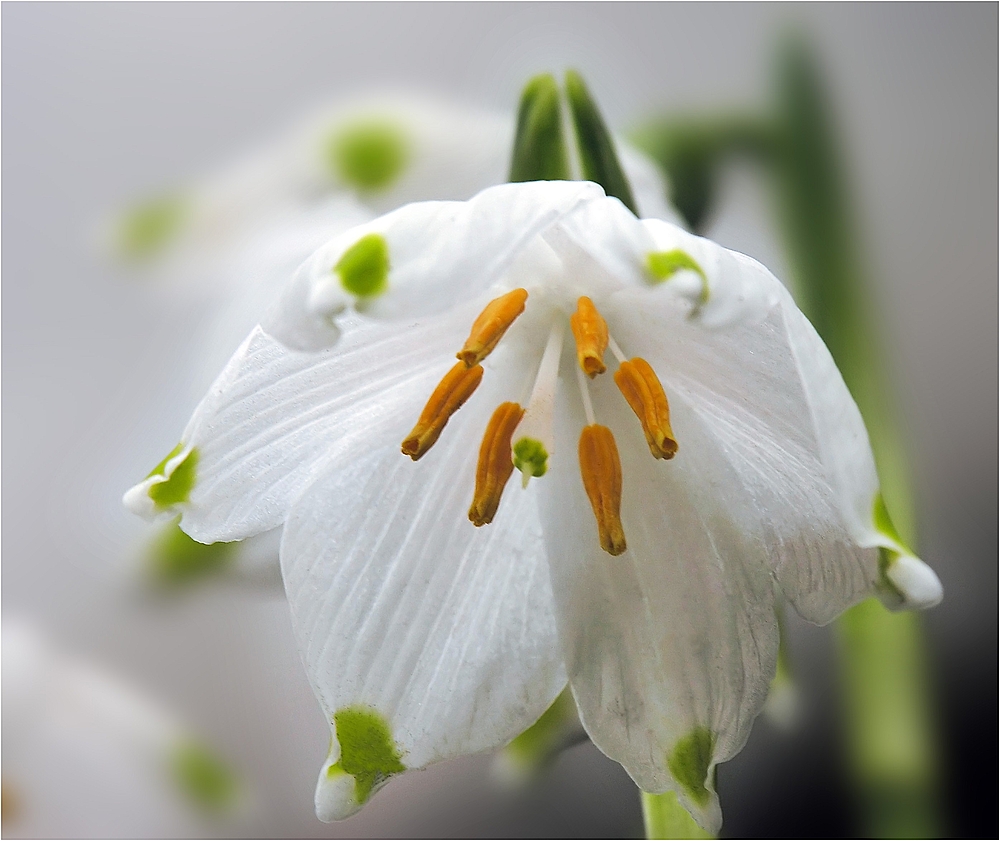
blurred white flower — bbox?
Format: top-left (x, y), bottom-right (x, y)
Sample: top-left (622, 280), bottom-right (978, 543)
top-left (2, 621), bottom-right (243, 838)
top-left (125, 180), bottom-right (941, 832)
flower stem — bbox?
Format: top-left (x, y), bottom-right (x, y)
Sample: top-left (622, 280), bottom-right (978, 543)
top-left (642, 791), bottom-right (713, 840)
top-left (772, 35), bottom-right (941, 836)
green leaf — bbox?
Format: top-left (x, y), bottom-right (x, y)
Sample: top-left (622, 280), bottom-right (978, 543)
top-left (509, 74), bottom-right (570, 183)
top-left (564, 70), bottom-right (637, 214)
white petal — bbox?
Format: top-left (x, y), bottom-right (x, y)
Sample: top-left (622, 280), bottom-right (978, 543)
top-left (265, 181), bottom-right (604, 349)
top-left (642, 219), bottom-right (780, 327)
top-left (541, 381), bottom-right (780, 834)
top-left (618, 143), bottom-right (684, 224)
top-left (883, 554), bottom-right (944, 610)
top-left (281, 355), bottom-right (563, 819)
top-left (606, 288), bottom-right (877, 625)
top-left (151, 297), bottom-right (484, 542)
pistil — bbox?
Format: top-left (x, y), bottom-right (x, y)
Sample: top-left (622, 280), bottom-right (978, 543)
top-left (512, 320), bottom-right (564, 487)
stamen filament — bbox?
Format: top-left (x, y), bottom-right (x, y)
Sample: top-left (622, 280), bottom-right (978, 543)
top-left (402, 362), bottom-right (484, 460)
top-left (576, 365), bottom-right (596, 427)
top-left (569, 296), bottom-right (609, 377)
top-left (457, 288), bottom-right (528, 367)
top-left (607, 335), bottom-right (627, 365)
top-left (614, 357), bottom-right (678, 460)
top-left (512, 320), bottom-right (564, 487)
top-left (578, 424), bottom-right (627, 556)
top-left (469, 402), bottom-right (525, 526)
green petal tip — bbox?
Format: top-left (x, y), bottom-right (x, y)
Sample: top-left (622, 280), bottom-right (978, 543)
top-left (327, 120), bottom-right (409, 191)
top-left (336, 233), bottom-right (390, 298)
top-left (329, 706), bottom-right (406, 804)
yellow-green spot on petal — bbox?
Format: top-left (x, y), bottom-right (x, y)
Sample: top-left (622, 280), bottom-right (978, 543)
top-left (336, 234), bottom-right (390, 298)
top-left (147, 445), bottom-right (198, 510)
top-left (647, 249), bottom-right (709, 304)
top-left (170, 741), bottom-right (238, 813)
top-left (873, 492), bottom-right (910, 552)
top-left (148, 519), bottom-right (236, 589)
top-left (327, 120), bottom-right (409, 192)
top-left (512, 437), bottom-right (548, 487)
top-left (329, 706), bottom-right (405, 804)
top-left (873, 493), bottom-right (912, 601)
top-left (117, 194), bottom-right (187, 262)
top-left (667, 727), bottom-right (715, 808)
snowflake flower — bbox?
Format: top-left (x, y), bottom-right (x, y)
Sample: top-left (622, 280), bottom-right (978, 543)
top-left (124, 180), bottom-right (941, 832)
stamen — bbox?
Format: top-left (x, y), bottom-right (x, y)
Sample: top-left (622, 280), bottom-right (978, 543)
top-left (401, 362), bottom-right (484, 460)
top-left (607, 335), bottom-right (627, 365)
top-left (512, 320), bottom-right (564, 487)
top-left (469, 402), bottom-right (525, 526)
top-left (575, 365), bottom-right (596, 427)
top-left (569, 296), bottom-right (609, 377)
top-left (614, 358), bottom-right (678, 460)
top-left (578, 424), bottom-right (627, 556)
top-left (457, 288), bottom-right (529, 367)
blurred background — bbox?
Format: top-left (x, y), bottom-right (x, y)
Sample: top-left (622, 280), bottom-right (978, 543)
top-left (3, 3), bottom-right (996, 838)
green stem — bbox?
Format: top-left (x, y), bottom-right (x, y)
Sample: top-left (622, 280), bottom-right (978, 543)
top-left (642, 791), bottom-right (713, 840)
top-left (772, 36), bottom-right (941, 837)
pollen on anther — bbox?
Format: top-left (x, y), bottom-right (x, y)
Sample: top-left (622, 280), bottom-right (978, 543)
top-left (615, 358), bottom-right (678, 460)
top-left (402, 362), bottom-right (483, 460)
top-left (570, 296), bottom-right (609, 378)
top-left (457, 288), bottom-right (528, 368)
top-left (469, 402), bottom-right (525, 527)
top-left (578, 424), bottom-right (627, 556)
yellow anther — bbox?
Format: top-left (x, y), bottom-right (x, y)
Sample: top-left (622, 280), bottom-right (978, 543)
top-left (578, 424), bottom-right (627, 556)
top-left (569, 296), bottom-right (609, 378)
top-left (402, 362), bottom-right (484, 460)
top-left (457, 288), bottom-right (528, 367)
top-left (614, 358), bottom-right (678, 460)
top-left (469, 402), bottom-right (525, 526)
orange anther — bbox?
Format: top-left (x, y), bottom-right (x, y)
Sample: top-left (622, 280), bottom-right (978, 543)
top-left (569, 296), bottom-right (609, 378)
top-left (469, 402), bottom-right (525, 526)
top-left (578, 424), bottom-right (627, 556)
top-left (614, 358), bottom-right (678, 460)
top-left (402, 362), bottom-right (484, 460)
top-left (457, 288), bottom-right (528, 367)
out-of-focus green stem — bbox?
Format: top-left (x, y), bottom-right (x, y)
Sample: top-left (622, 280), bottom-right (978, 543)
top-left (773, 37), bottom-right (941, 837)
top-left (630, 116), bottom-right (775, 234)
top-left (642, 791), bottom-right (713, 840)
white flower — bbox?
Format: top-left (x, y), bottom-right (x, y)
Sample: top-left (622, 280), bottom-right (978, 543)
top-left (113, 94), bottom-right (674, 588)
top-left (124, 180), bottom-right (941, 832)
top-left (2, 621), bottom-right (244, 838)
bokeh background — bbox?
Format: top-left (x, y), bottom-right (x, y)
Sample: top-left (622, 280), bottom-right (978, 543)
top-left (3, 3), bottom-right (996, 838)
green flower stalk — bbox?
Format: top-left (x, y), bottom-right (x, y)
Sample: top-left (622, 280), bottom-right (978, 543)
top-left (772, 37), bottom-right (942, 837)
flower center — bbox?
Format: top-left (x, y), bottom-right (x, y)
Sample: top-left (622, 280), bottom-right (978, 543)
top-left (400, 290), bottom-right (678, 556)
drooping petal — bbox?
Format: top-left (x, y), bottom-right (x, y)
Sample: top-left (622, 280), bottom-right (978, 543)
top-left (124, 297), bottom-right (484, 541)
top-left (606, 287), bottom-right (878, 625)
top-left (541, 379), bottom-right (780, 833)
top-left (280, 347), bottom-right (563, 819)
top-left (264, 180), bottom-right (604, 350)
top-left (602, 223), bottom-right (940, 620)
